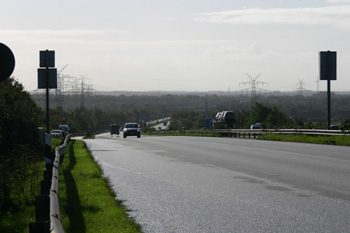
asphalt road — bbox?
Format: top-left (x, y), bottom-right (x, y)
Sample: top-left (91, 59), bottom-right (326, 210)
top-left (83, 133), bottom-right (350, 232)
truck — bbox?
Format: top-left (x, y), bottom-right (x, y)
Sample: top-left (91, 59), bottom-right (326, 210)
top-left (214, 111), bottom-right (235, 128)
top-left (58, 125), bottom-right (70, 136)
top-left (110, 124), bottom-right (120, 135)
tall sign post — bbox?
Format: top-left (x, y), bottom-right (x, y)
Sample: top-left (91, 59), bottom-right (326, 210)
top-left (38, 50), bottom-right (57, 163)
top-left (319, 51), bottom-right (337, 130)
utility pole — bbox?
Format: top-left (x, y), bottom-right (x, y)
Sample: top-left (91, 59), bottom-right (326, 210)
top-left (80, 78), bottom-right (85, 108)
top-left (316, 76), bottom-right (320, 92)
top-left (79, 74), bottom-right (88, 108)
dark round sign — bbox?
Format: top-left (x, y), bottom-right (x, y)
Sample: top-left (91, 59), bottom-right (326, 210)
top-left (0, 43), bottom-right (16, 82)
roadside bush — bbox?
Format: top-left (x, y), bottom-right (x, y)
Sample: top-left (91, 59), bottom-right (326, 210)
top-left (0, 78), bottom-right (43, 213)
top-left (249, 103), bottom-right (295, 129)
top-left (340, 119), bottom-right (350, 131)
top-left (142, 125), bottom-right (157, 133)
top-left (169, 110), bottom-right (204, 130)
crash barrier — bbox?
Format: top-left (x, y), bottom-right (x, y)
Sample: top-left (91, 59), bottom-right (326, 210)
top-left (215, 128), bottom-right (350, 137)
top-left (153, 129), bottom-right (350, 138)
top-left (29, 134), bottom-right (70, 233)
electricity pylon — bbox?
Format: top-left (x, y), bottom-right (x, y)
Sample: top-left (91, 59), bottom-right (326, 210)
top-left (296, 79), bottom-right (306, 95)
top-left (239, 73), bottom-right (269, 104)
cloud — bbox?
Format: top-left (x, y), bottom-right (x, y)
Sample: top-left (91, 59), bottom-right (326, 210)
top-left (0, 29), bottom-right (126, 37)
top-left (164, 17), bottom-right (178, 21)
top-left (195, 5), bottom-right (350, 29)
top-left (327, 0), bottom-right (350, 2)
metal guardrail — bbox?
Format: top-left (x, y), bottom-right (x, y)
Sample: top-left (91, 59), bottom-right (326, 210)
top-left (215, 128), bottom-right (350, 137)
top-left (152, 128), bottom-right (350, 137)
top-left (30, 135), bottom-right (70, 233)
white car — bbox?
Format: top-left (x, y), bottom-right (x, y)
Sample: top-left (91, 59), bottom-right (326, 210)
top-left (250, 123), bottom-right (262, 129)
top-left (50, 129), bottom-right (63, 138)
top-left (123, 123), bottom-right (141, 138)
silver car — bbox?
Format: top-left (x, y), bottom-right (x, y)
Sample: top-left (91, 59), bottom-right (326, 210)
top-left (123, 123), bottom-right (141, 138)
top-left (51, 129), bottom-right (63, 138)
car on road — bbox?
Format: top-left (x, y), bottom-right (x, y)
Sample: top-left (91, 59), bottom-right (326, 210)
top-left (110, 124), bottom-right (120, 135)
top-left (250, 123), bottom-right (262, 129)
top-left (59, 124), bottom-right (70, 136)
top-left (330, 125), bottom-right (340, 130)
top-left (51, 129), bottom-right (63, 138)
top-left (123, 123), bottom-right (141, 138)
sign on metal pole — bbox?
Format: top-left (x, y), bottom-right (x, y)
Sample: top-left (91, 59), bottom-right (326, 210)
top-left (38, 49), bottom-right (57, 163)
top-left (38, 68), bottom-right (57, 88)
top-left (319, 50), bottom-right (337, 130)
top-left (319, 51), bottom-right (336, 80)
top-left (40, 50), bottom-right (55, 67)
top-left (38, 50), bottom-right (57, 90)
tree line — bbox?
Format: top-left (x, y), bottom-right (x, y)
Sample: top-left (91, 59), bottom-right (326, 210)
top-left (31, 91), bottom-right (350, 132)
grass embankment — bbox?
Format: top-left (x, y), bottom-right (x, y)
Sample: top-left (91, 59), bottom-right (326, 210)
top-left (258, 134), bottom-right (350, 146)
top-left (59, 140), bottom-right (141, 233)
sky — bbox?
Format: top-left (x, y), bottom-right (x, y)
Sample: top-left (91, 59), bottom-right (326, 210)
top-left (1, 0), bottom-right (350, 92)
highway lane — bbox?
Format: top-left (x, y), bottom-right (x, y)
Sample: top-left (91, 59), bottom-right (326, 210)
top-left (84, 133), bottom-right (350, 232)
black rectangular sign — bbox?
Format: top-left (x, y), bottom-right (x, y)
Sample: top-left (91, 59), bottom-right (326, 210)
top-left (319, 51), bottom-right (336, 81)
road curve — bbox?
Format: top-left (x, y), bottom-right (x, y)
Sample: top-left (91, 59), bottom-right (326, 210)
top-left (84, 134), bottom-right (350, 232)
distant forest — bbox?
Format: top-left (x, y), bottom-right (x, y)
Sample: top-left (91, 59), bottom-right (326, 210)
top-left (31, 91), bottom-right (350, 125)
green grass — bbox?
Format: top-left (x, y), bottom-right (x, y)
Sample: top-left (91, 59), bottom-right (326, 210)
top-left (52, 137), bottom-right (63, 148)
top-left (82, 134), bottom-right (95, 139)
top-left (59, 140), bottom-right (142, 233)
top-left (0, 156), bottom-right (46, 233)
top-left (145, 130), bottom-right (350, 146)
top-left (0, 205), bottom-right (36, 233)
top-left (258, 134), bottom-right (350, 146)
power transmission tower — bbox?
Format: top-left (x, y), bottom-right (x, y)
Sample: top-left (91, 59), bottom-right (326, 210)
top-left (54, 64), bottom-right (68, 107)
top-left (79, 74), bottom-right (89, 108)
top-left (239, 73), bottom-right (269, 103)
top-left (295, 79), bottom-right (306, 95)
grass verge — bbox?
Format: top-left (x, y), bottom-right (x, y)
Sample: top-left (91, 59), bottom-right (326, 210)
top-left (146, 131), bottom-right (350, 146)
top-left (258, 134), bottom-right (350, 146)
top-left (82, 134), bottom-right (95, 139)
top-left (59, 140), bottom-right (142, 233)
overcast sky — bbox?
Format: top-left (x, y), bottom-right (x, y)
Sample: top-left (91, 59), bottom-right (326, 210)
top-left (2, 0), bottom-right (350, 92)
